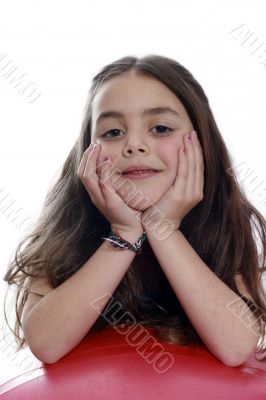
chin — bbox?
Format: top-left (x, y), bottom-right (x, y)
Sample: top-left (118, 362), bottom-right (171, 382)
top-left (122, 189), bottom-right (165, 211)
top-left (127, 199), bottom-right (153, 211)
top-left (113, 175), bottom-right (171, 211)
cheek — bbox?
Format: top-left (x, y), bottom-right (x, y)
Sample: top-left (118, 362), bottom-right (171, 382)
top-left (158, 144), bottom-right (179, 171)
top-left (161, 146), bottom-right (179, 187)
top-left (97, 142), bottom-right (119, 165)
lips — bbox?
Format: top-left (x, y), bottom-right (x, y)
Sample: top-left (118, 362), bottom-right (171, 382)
top-left (120, 170), bottom-right (160, 180)
top-left (122, 165), bottom-right (160, 174)
top-left (123, 169), bottom-right (158, 174)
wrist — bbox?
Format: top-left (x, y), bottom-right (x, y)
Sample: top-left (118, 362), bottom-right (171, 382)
top-left (142, 221), bottom-right (179, 241)
top-left (110, 227), bottom-right (144, 245)
top-left (105, 226), bottom-right (147, 254)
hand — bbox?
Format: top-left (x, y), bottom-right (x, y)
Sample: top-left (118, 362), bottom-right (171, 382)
top-left (141, 130), bottom-right (204, 238)
top-left (77, 142), bottom-right (144, 233)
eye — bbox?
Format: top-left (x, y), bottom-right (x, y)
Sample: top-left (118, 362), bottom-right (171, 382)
top-left (151, 125), bottom-right (173, 136)
top-left (100, 125), bottom-right (173, 139)
top-left (101, 129), bottom-right (123, 139)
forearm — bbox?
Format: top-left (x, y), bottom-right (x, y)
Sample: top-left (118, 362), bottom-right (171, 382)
top-left (23, 229), bottom-right (142, 364)
top-left (145, 228), bottom-right (260, 366)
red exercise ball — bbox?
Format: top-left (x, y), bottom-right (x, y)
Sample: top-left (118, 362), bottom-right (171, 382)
top-left (0, 325), bottom-right (266, 399)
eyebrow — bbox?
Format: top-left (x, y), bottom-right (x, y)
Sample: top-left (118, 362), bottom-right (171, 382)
top-left (96, 106), bottom-right (180, 125)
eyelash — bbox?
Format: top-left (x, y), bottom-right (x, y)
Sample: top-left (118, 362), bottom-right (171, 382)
top-left (101, 125), bottom-right (173, 139)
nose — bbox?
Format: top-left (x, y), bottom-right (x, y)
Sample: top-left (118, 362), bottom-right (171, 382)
top-left (122, 135), bottom-right (149, 157)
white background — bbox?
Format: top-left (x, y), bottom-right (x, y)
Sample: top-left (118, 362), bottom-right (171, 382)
top-left (0, 0), bottom-right (266, 385)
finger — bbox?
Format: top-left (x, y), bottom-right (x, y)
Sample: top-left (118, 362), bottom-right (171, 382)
top-left (99, 160), bottom-right (117, 198)
top-left (89, 144), bottom-right (102, 179)
top-left (173, 145), bottom-right (187, 197)
top-left (184, 133), bottom-right (196, 196)
top-left (191, 131), bottom-right (204, 197)
top-left (77, 143), bottom-right (95, 177)
top-left (82, 143), bottom-right (103, 201)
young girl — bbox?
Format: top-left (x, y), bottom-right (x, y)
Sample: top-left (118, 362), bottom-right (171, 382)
top-left (3, 54), bottom-right (266, 366)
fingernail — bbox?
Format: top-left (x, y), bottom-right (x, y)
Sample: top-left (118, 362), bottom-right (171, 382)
top-left (192, 130), bottom-right (197, 136)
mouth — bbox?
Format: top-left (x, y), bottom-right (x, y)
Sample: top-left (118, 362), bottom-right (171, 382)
top-left (121, 170), bottom-right (160, 179)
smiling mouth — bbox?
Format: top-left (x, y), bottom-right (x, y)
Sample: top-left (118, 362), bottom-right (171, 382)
top-left (121, 170), bottom-right (160, 179)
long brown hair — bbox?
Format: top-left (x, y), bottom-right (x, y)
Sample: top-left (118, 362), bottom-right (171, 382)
top-left (3, 54), bottom-right (266, 359)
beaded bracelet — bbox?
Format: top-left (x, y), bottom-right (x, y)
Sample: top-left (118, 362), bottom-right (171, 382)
top-left (102, 229), bottom-right (147, 254)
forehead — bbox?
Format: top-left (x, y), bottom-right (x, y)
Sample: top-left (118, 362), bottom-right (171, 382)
top-left (91, 71), bottom-right (186, 122)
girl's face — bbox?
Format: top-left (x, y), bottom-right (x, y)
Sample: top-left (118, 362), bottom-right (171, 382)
top-left (91, 70), bottom-right (194, 210)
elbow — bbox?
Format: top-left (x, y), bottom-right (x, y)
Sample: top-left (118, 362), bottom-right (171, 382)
top-left (218, 334), bottom-right (260, 367)
top-left (29, 344), bottom-right (61, 365)
top-left (33, 348), bottom-right (60, 365)
top-left (221, 356), bottom-right (247, 368)
top-left (24, 333), bottom-right (68, 365)
top-left (23, 332), bottom-right (58, 365)
top-left (22, 320), bottom-right (60, 365)
top-left (220, 347), bottom-right (256, 368)
top-left (28, 339), bottom-right (62, 364)
top-left (25, 338), bottom-right (58, 365)
top-left (42, 357), bottom-right (60, 365)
